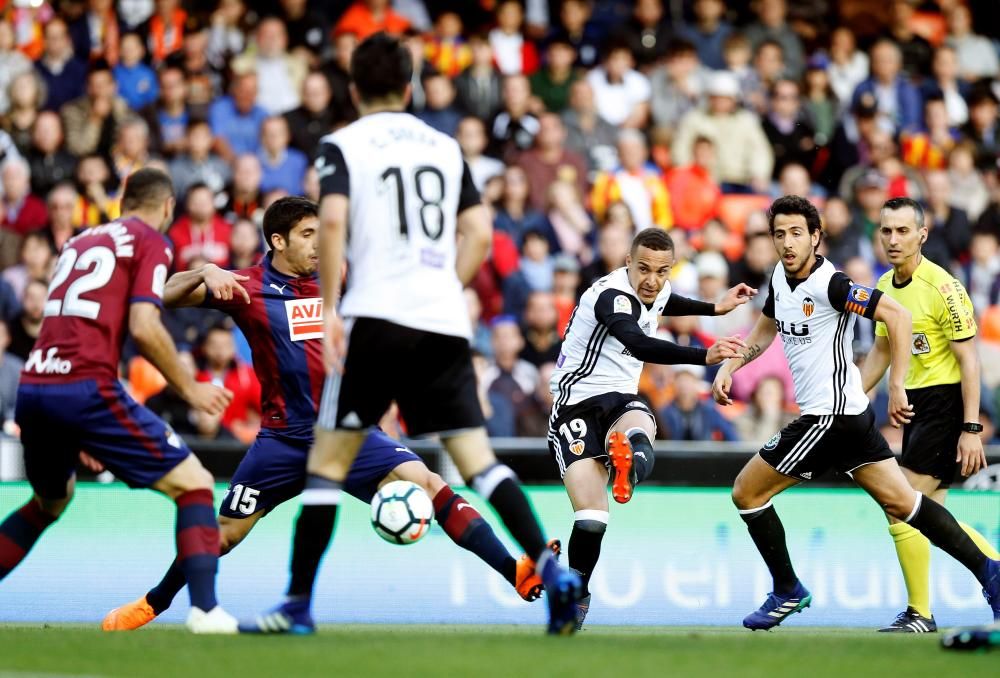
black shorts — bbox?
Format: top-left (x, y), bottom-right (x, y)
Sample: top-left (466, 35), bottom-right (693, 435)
top-left (901, 383), bottom-right (963, 486)
top-left (759, 406), bottom-right (894, 480)
top-left (547, 392), bottom-right (655, 478)
top-left (317, 318), bottom-right (484, 436)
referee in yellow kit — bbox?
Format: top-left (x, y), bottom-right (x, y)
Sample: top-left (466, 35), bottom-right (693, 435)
top-left (860, 196), bottom-right (1000, 633)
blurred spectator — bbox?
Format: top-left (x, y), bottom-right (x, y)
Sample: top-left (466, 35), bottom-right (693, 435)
top-left (762, 78), bottom-right (817, 180)
top-left (649, 39), bottom-right (707, 132)
top-left (73, 154), bottom-right (119, 225)
top-left (578, 221), bottom-right (631, 294)
top-left (544, 179), bottom-right (594, 260)
top-left (0, 22), bottom-right (33, 116)
top-left (334, 0), bottom-right (411, 42)
top-left (673, 71), bottom-right (774, 193)
top-left (457, 116), bottom-right (504, 192)
top-left (743, 0), bottom-right (804, 78)
top-left (35, 18), bottom-right (88, 112)
top-left (489, 75), bottom-right (539, 162)
top-left (923, 169), bottom-right (970, 267)
top-left (529, 35), bottom-right (578, 114)
top-left (803, 56), bottom-right (837, 147)
top-left (945, 3), bottom-right (999, 81)
top-left (223, 154), bottom-right (264, 224)
top-left (465, 287), bottom-right (492, 358)
top-left (0, 320), bottom-right (23, 426)
top-left (109, 116), bottom-right (156, 183)
top-left (660, 364), bottom-right (738, 441)
top-left (519, 229), bottom-right (554, 292)
top-left (258, 116), bottom-right (308, 196)
top-left (26, 111), bottom-right (76, 198)
top-left (728, 229), bottom-right (777, 292)
top-left (561, 79), bottom-right (618, 176)
top-left (7, 277), bottom-right (46, 361)
top-left (322, 31), bottom-right (360, 126)
top-left (922, 45), bottom-right (969, 128)
top-left (170, 120), bottom-right (231, 198)
top-left (849, 169), bottom-right (890, 241)
top-left (516, 113), bottom-right (587, 212)
top-left (145, 350), bottom-right (200, 436)
top-left (402, 28), bottom-right (430, 112)
top-left (423, 12), bottom-right (470, 78)
top-left (490, 0), bottom-right (539, 76)
top-left (591, 130), bottom-right (671, 232)
top-left (838, 127), bottom-right (900, 200)
top-left (140, 0), bottom-right (187, 65)
top-left (827, 26), bottom-right (869, 107)
top-left (520, 291), bottom-right (561, 367)
top-left (735, 375), bottom-right (794, 444)
top-left (776, 163), bottom-right (824, 205)
top-left (207, 0), bottom-right (252, 69)
top-left (551, 253), bottom-right (580, 330)
top-left (585, 38), bottom-right (651, 129)
top-left (169, 184), bottom-right (232, 270)
top-left (140, 66), bottom-right (188, 158)
top-left (483, 317), bottom-right (539, 437)
top-left (666, 135), bottom-right (721, 231)
top-left (2, 71), bottom-right (45, 156)
top-left (678, 0), bottom-right (732, 71)
top-left (552, 0), bottom-right (601, 70)
top-left (696, 251), bottom-right (751, 336)
top-left (851, 39), bottom-right (922, 134)
top-left (516, 361), bottom-right (555, 437)
top-left (616, 0), bottom-right (671, 71)
top-left (0, 273), bottom-right (18, 326)
top-left (284, 72), bottom-right (336, 159)
top-left (1, 159), bottom-right (47, 236)
top-left (2, 232), bottom-right (54, 301)
top-left (209, 72), bottom-right (268, 161)
top-left (232, 17), bottom-right (307, 116)
top-left (887, 0), bottom-right (932, 79)
top-left (0, 128), bottom-right (21, 172)
top-left (61, 61), bottom-right (130, 158)
top-left (900, 94), bottom-right (958, 170)
top-left (114, 32), bottom-right (158, 112)
top-left (495, 165), bottom-right (547, 245)
top-left (279, 0), bottom-right (327, 55)
top-left (960, 85), bottom-right (999, 160)
top-left (722, 33), bottom-right (755, 104)
top-left (180, 27), bottom-right (224, 119)
top-left (43, 183), bottom-right (78, 252)
top-left (820, 195), bottom-right (867, 266)
top-left (964, 231), bottom-right (1000, 313)
top-left (416, 71), bottom-right (462, 136)
top-left (453, 32), bottom-right (502, 122)
top-left (196, 325), bottom-right (261, 444)
top-left (744, 39), bottom-right (787, 115)
top-left (947, 142), bottom-right (989, 221)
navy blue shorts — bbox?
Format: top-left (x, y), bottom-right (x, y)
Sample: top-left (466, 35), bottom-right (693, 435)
top-left (219, 428), bottom-right (423, 518)
top-left (16, 380), bottom-right (192, 497)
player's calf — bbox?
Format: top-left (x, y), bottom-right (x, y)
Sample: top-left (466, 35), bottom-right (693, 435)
top-left (0, 495), bottom-right (62, 580)
top-left (568, 510), bottom-right (607, 630)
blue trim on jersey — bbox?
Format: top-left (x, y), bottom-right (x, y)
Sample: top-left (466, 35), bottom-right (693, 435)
top-left (129, 295), bottom-right (164, 308)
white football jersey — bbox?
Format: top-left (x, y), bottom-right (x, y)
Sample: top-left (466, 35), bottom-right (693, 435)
top-left (316, 112), bottom-right (480, 339)
top-left (550, 267), bottom-right (672, 409)
top-left (766, 257), bottom-right (871, 416)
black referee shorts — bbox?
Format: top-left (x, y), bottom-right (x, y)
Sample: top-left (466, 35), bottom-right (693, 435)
top-left (901, 383), bottom-right (963, 487)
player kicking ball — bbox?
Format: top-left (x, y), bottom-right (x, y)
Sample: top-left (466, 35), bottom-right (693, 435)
top-left (102, 197), bottom-right (554, 632)
top-left (712, 195), bottom-right (1000, 631)
top-left (549, 227), bottom-right (753, 629)
top-left (0, 169), bottom-right (238, 633)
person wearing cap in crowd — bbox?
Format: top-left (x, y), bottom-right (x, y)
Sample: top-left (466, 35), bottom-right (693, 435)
top-left (696, 251), bottom-right (753, 337)
top-left (673, 70), bottom-right (774, 194)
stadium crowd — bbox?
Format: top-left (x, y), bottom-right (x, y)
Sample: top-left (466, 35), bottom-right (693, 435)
top-left (0, 0), bottom-right (999, 447)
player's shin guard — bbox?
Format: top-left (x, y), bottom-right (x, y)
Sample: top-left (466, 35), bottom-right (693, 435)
top-left (568, 510), bottom-right (608, 596)
top-left (625, 428), bottom-right (655, 484)
top-left (471, 463), bottom-right (547, 562)
top-left (174, 489), bottom-right (221, 613)
top-left (0, 499), bottom-right (57, 579)
top-left (286, 475), bottom-right (341, 599)
top-left (433, 485), bottom-right (515, 581)
top-left (906, 494), bottom-right (993, 585)
top-left (739, 501), bottom-right (799, 595)
top-left (889, 523), bottom-right (932, 619)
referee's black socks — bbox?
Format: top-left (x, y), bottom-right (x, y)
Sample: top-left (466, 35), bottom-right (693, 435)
top-left (906, 493), bottom-right (993, 584)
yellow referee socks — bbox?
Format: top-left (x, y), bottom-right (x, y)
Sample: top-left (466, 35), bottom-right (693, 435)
top-left (889, 522), bottom-right (931, 618)
top-left (958, 522), bottom-right (1000, 560)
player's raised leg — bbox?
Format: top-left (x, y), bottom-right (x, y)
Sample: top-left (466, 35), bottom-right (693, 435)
top-left (607, 409), bottom-right (657, 504)
top-left (562, 458), bottom-right (609, 630)
top-left (732, 454), bottom-right (811, 630)
top-left (852, 459), bottom-right (1000, 620)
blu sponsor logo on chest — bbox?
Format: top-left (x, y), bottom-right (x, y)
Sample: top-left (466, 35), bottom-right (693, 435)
top-left (284, 298), bottom-right (324, 341)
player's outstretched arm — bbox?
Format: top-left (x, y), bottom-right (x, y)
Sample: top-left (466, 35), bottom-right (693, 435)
top-left (163, 264), bottom-right (250, 308)
top-left (871, 294), bottom-right (914, 427)
top-left (950, 338), bottom-right (987, 476)
top-left (712, 313), bottom-right (777, 406)
top-left (455, 204), bottom-right (492, 286)
top-left (129, 302), bottom-right (233, 415)
top-left (661, 285), bottom-right (756, 318)
top-left (859, 335), bottom-right (891, 394)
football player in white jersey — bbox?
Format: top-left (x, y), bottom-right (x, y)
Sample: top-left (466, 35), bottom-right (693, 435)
top-left (712, 195), bottom-right (1000, 630)
top-left (550, 228), bottom-right (754, 628)
top-left (247, 33), bottom-right (582, 636)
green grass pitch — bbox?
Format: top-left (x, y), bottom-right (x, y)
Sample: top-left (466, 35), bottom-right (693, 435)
top-left (0, 625), bottom-right (995, 677)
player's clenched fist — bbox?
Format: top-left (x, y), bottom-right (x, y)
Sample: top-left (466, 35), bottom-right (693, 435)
top-left (186, 382), bottom-right (234, 416)
top-left (705, 336), bottom-right (746, 365)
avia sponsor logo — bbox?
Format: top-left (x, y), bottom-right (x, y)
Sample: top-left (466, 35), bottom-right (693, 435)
top-left (24, 347), bottom-right (72, 374)
top-left (284, 298), bottom-right (324, 341)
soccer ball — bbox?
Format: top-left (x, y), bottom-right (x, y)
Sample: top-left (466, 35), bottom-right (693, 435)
top-left (370, 480), bottom-right (433, 545)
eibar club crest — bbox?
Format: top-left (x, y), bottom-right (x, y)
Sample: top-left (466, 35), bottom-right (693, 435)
top-left (802, 297), bottom-right (815, 317)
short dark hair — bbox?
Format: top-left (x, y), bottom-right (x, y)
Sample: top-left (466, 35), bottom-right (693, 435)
top-left (767, 195), bottom-right (822, 235)
top-left (350, 32), bottom-right (413, 102)
top-left (881, 196), bottom-right (925, 230)
top-left (630, 228), bottom-right (675, 255)
top-left (263, 196), bottom-right (318, 246)
top-left (120, 167), bottom-right (174, 212)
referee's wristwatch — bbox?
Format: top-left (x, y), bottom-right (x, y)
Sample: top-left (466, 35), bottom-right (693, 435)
top-left (962, 422), bottom-right (984, 434)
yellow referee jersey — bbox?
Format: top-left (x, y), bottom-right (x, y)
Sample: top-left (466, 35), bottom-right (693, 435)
top-left (874, 257), bottom-right (977, 389)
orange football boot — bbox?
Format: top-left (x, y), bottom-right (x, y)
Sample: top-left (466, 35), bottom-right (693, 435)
top-left (608, 431), bottom-right (635, 504)
top-left (514, 538), bottom-right (562, 601)
top-left (102, 596), bottom-right (157, 631)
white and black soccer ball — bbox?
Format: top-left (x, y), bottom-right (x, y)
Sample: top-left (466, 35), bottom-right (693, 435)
top-left (370, 480), bottom-right (433, 545)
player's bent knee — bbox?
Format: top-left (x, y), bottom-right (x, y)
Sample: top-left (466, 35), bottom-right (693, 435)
top-left (880, 492), bottom-right (920, 521)
top-left (469, 463), bottom-right (517, 499)
top-left (155, 455), bottom-right (214, 498)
